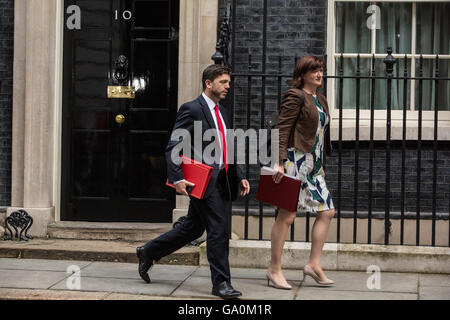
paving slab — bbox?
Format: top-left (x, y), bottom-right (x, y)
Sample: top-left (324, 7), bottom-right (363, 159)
top-left (419, 274), bottom-right (450, 287)
top-left (227, 278), bottom-right (298, 300)
top-left (2, 258), bottom-right (449, 300)
top-left (50, 275), bottom-right (186, 296)
top-left (190, 266), bottom-right (303, 281)
top-left (295, 288), bottom-right (418, 300)
top-left (80, 261), bottom-right (197, 281)
top-left (300, 270), bottom-right (418, 294)
top-left (0, 269), bottom-right (70, 290)
top-left (0, 288), bottom-right (109, 300)
top-left (105, 293), bottom-right (215, 300)
top-left (0, 258), bottom-right (92, 272)
top-left (170, 276), bottom-right (221, 299)
top-left (0, 288), bottom-right (214, 300)
top-left (171, 275), bottom-right (297, 300)
top-left (419, 286), bottom-right (450, 300)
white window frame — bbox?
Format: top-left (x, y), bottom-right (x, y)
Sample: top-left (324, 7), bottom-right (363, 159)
top-left (327, 0), bottom-right (450, 141)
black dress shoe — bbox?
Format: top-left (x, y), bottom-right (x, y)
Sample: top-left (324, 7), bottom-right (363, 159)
top-left (212, 281), bottom-right (242, 300)
top-left (136, 246), bottom-right (153, 284)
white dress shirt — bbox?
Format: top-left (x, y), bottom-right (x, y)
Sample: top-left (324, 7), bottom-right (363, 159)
top-left (174, 93), bottom-right (227, 185)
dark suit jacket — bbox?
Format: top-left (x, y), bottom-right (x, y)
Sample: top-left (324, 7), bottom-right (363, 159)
top-left (166, 94), bottom-right (245, 201)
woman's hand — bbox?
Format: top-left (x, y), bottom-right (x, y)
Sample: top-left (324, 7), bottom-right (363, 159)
top-left (272, 162), bottom-right (285, 184)
top-left (239, 179), bottom-right (250, 196)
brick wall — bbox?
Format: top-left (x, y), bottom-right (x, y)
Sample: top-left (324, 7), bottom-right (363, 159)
top-left (219, 0), bottom-right (327, 129)
top-left (0, 0), bottom-right (13, 207)
top-left (219, 0), bottom-right (329, 211)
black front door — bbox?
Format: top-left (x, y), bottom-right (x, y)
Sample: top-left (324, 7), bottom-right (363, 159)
top-left (62, 0), bottom-right (179, 222)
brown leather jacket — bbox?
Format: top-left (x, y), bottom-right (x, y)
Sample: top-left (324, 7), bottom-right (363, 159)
top-left (275, 88), bottom-right (332, 165)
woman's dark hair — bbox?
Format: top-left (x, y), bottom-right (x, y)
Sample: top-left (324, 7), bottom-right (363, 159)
top-left (291, 56), bottom-right (324, 89)
top-left (202, 65), bottom-right (232, 90)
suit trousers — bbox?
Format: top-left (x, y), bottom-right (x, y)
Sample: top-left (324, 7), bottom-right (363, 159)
top-left (143, 169), bottom-right (232, 287)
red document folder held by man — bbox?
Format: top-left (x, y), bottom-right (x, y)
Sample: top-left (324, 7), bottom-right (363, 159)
top-left (256, 166), bottom-right (302, 212)
top-left (166, 156), bottom-right (214, 199)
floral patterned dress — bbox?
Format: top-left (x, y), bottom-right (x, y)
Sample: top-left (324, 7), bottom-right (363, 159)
top-left (284, 94), bottom-right (334, 213)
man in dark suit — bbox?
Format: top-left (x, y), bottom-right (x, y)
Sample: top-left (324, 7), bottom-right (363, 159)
top-left (136, 65), bottom-right (250, 299)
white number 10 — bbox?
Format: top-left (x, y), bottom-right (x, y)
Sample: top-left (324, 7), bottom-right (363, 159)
top-left (115, 10), bottom-right (132, 21)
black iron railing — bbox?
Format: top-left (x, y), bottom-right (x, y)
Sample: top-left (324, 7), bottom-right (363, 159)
top-left (215, 48), bottom-right (450, 247)
top-left (212, 1), bottom-right (449, 248)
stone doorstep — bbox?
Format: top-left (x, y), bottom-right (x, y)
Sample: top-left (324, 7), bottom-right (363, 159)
top-left (200, 240), bottom-right (450, 274)
top-left (0, 239), bottom-right (199, 266)
top-left (46, 221), bottom-right (173, 242)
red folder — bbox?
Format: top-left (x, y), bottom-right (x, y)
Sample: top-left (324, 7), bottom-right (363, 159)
top-left (166, 156), bottom-right (214, 199)
top-left (256, 166), bottom-right (302, 212)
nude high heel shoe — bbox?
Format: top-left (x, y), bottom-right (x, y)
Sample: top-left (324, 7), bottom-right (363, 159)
top-left (266, 272), bottom-right (292, 290)
top-left (302, 265), bottom-right (334, 286)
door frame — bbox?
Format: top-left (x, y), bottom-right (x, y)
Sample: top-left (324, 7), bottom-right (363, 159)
top-left (10, 0), bottom-right (219, 235)
top-left (60, 0), bottom-right (181, 222)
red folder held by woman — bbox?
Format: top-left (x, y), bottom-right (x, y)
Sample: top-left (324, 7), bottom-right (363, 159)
top-left (165, 156), bottom-right (214, 199)
top-left (256, 166), bottom-right (302, 212)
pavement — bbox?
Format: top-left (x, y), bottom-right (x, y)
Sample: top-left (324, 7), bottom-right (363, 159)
top-left (0, 258), bottom-right (449, 300)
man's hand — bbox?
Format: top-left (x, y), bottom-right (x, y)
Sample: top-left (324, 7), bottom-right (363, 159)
top-left (239, 179), bottom-right (250, 197)
top-left (272, 162), bottom-right (285, 184)
top-left (322, 170), bottom-right (326, 178)
top-left (175, 180), bottom-right (196, 196)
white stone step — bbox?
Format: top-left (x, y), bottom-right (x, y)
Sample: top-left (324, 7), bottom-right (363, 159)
top-left (46, 221), bottom-right (173, 242)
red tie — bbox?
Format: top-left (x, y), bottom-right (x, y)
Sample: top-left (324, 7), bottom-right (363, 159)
top-left (214, 105), bottom-right (228, 172)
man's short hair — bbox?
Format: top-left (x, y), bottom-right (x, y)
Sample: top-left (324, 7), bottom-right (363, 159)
top-left (202, 65), bottom-right (232, 90)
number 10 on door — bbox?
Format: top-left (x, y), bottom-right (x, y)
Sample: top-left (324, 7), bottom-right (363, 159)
top-left (115, 10), bottom-right (132, 21)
